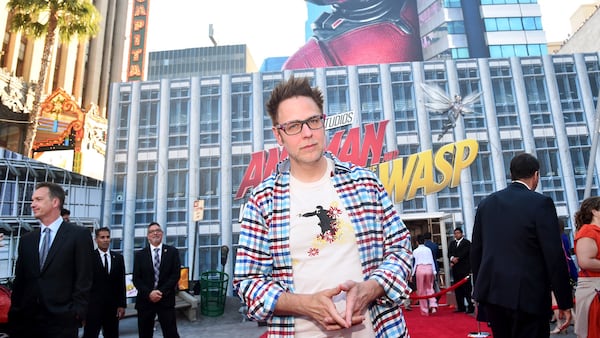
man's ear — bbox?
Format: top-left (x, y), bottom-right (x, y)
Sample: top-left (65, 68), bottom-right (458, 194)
top-left (273, 127), bottom-right (284, 146)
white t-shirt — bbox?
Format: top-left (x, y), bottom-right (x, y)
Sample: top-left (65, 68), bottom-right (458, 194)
top-left (289, 159), bottom-right (374, 338)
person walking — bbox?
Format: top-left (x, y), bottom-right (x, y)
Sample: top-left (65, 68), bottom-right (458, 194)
top-left (413, 234), bottom-right (437, 316)
top-left (423, 232), bottom-right (441, 298)
top-left (133, 222), bottom-right (181, 338)
top-left (83, 227), bottom-right (126, 338)
top-left (448, 227), bottom-right (474, 313)
top-left (233, 76), bottom-right (413, 337)
top-left (471, 153), bottom-right (573, 338)
top-left (8, 182), bottom-right (94, 338)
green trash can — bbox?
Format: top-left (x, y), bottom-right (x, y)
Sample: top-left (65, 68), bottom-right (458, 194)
top-left (200, 270), bottom-right (229, 317)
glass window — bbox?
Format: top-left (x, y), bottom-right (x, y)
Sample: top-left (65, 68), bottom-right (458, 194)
top-left (535, 138), bottom-right (565, 204)
top-left (358, 72), bottom-right (382, 122)
top-left (138, 89), bottom-right (159, 149)
top-left (169, 85), bottom-right (190, 147)
top-left (231, 80), bottom-right (252, 144)
top-left (200, 84), bottom-right (221, 145)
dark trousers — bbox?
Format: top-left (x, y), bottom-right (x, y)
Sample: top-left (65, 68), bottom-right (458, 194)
top-left (9, 306), bottom-right (79, 338)
top-left (82, 304), bottom-right (119, 338)
top-left (137, 303), bottom-right (179, 338)
top-left (453, 273), bottom-right (474, 312)
top-left (484, 303), bottom-right (550, 338)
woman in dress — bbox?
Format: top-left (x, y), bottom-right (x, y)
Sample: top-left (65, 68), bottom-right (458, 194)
top-left (574, 196), bottom-right (600, 338)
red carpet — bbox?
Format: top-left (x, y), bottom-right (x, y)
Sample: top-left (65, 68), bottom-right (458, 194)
top-left (404, 296), bottom-right (492, 337)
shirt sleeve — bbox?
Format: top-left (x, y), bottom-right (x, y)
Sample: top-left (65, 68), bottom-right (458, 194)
top-left (367, 179), bottom-right (413, 305)
top-left (233, 193), bottom-right (286, 321)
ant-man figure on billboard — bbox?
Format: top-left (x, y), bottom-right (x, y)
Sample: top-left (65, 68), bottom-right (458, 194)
top-left (283, 0), bottom-right (423, 70)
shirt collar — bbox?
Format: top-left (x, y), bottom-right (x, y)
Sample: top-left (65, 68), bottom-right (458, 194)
top-left (513, 180), bottom-right (532, 190)
top-left (41, 216), bottom-right (63, 233)
top-left (150, 243), bottom-right (163, 252)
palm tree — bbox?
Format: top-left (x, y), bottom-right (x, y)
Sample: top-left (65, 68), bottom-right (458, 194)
top-left (7, 0), bottom-right (100, 157)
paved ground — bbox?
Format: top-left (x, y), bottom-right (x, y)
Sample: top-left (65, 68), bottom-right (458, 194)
top-left (110, 296), bottom-right (266, 338)
top-left (84, 295), bottom-right (577, 338)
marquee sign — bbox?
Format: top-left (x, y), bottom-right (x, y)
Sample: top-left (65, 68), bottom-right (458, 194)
top-left (235, 120), bottom-right (479, 202)
top-left (127, 0), bottom-right (149, 81)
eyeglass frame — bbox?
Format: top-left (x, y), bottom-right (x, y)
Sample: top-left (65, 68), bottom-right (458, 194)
top-left (275, 114), bottom-right (326, 136)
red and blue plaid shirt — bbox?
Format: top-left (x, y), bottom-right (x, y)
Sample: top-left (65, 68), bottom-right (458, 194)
top-left (234, 153), bottom-right (413, 337)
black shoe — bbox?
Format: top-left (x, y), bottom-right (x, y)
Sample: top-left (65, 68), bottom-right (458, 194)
top-left (466, 307), bottom-right (474, 314)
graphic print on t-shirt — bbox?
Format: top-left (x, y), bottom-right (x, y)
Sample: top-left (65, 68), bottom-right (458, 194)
top-left (300, 201), bottom-right (348, 256)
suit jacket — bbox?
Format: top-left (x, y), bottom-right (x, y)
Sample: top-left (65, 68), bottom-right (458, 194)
top-left (90, 249), bottom-right (126, 309)
top-left (9, 222), bottom-right (94, 320)
top-left (133, 244), bottom-right (180, 310)
top-left (471, 182), bottom-right (574, 315)
top-left (448, 237), bottom-right (471, 278)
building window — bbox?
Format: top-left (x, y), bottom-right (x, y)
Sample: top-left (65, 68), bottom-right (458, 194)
top-left (138, 89), bottom-right (159, 149)
top-left (199, 156), bottom-right (220, 203)
top-left (358, 72), bottom-right (382, 122)
top-left (424, 63), bottom-right (449, 138)
top-left (326, 73), bottom-right (350, 115)
top-left (457, 63), bottom-right (485, 131)
top-left (490, 62), bottom-right (519, 128)
top-left (484, 17), bottom-right (542, 32)
top-left (200, 84), bottom-right (221, 145)
top-left (391, 71), bottom-right (417, 134)
top-left (262, 77), bottom-right (283, 143)
top-left (535, 138), bottom-right (565, 204)
top-left (585, 55), bottom-right (600, 107)
top-left (135, 161), bottom-right (157, 226)
top-left (169, 85), bottom-right (190, 147)
top-left (501, 139), bottom-right (524, 182)
top-left (470, 142), bottom-right (494, 206)
top-left (522, 62), bottom-right (551, 126)
top-left (554, 60), bottom-right (583, 124)
top-left (231, 80), bottom-right (252, 144)
top-left (568, 135), bottom-right (597, 200)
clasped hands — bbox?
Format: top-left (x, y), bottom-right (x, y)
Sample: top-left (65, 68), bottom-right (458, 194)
top-left (149, 289), bottom-right (163, 303)
top-left (302, 279), bottom-right (381, 331)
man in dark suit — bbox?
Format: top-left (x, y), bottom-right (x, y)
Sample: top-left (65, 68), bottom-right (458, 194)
top-left (83, 227), bottom-right (126, 338)
top-left (471, 153), bottom-right (573, 338)
top-left (8, 182), bottom-right (94, 338)
top-left (448, 227), bottom-right (474, 313)
top-left (133, 222), bottom-right (181, 338)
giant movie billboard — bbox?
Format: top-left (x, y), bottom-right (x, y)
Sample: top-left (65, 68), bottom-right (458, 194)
top-left (283, 0), bottom-right (423, 70)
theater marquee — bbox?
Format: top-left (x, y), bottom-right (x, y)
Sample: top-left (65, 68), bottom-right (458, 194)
top-left (127, 0), bottom-right (149, 81)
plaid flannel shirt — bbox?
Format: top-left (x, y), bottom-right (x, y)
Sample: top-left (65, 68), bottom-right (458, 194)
top-left (234, 153), bottom-right (413, 337)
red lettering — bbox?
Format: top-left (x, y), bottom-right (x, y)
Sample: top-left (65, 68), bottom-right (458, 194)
top-left (235, 151), bottom-right (266, 199)
top-left (327, 129), bottom-right (345, 157)
top-left (362, 120), bottom-right (388, 165)
top-left (235, 122), bottom-right (388, 199)
top-left (337, 127), bottom-right (362, 165)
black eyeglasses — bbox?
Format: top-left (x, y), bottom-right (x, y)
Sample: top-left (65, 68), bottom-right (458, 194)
top-left (276, 114), bottom-right (325, 135)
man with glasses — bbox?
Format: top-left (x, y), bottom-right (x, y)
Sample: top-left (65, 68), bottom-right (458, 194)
top-left (133, 222), bottom-right (180, 338)
top-left (234, 76), bottom-right (413, 337)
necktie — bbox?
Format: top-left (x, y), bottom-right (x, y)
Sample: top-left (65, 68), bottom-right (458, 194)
top-left (104, 253), bottom-right (109, 274)
top-left (39, 228), bottom-right (51, 269)
top-left (153, 248), bottom-right (160, 288)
